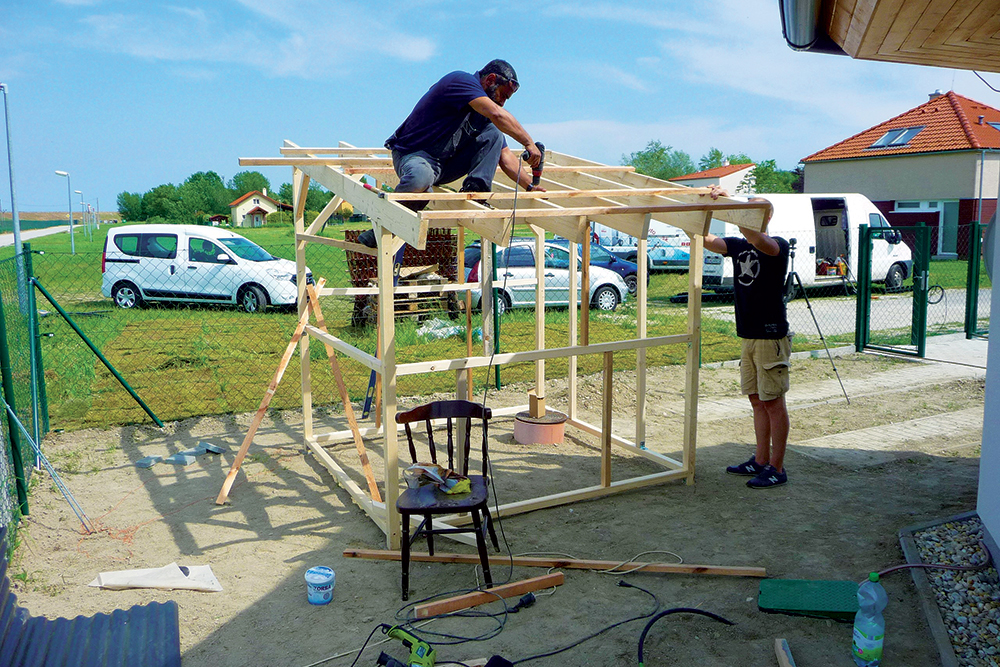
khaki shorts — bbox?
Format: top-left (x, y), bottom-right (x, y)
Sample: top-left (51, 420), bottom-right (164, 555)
top-left (740, 337), bottom-right (791, 401)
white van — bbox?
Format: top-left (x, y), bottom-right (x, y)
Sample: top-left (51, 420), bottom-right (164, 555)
top-left (702, 193), bottom-right (913, 292)
top-left (101, 224), bottom-right (311, 312)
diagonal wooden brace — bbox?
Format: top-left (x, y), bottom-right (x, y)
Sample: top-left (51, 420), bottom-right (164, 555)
top-left (215, 279), bottom-right (326, 505)
top-left (306, 283), bottom-right (381, 502)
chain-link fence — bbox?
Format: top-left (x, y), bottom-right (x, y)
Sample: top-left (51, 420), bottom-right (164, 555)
top-left (22, 219), bottom-right (993, 435)
top-left (0, 251), bottom-right (45, 548)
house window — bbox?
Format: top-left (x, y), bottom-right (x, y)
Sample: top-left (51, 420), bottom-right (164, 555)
top-left (869, 126), bottom-right (924, 148)
top-left (894, 200), bottom-right (944, 212)
top-left (989, 122), bottom-right (1000, 133)
top-left (896, 201), bottom-right (921, 209)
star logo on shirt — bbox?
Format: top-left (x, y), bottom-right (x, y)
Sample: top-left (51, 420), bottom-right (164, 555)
top-left (737, 250), bottom-right (760, 286)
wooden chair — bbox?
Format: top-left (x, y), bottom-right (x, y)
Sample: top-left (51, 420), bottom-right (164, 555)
top-left (395, 400), bottom-right (499, 600)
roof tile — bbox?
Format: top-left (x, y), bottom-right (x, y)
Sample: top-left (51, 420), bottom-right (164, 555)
top-left (803, 91), bottom-right (1000, 162)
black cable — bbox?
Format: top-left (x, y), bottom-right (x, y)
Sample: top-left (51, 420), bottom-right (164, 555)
top-left (974, 71), bottom-right (1000, 93)
top-left (512, 580), bottom-right (660, 664)
top-left (348, 623), bottom-right (389, 667)
top-left (636, 608), bottom-right (735, 666)
top-left (393, 588), bottom-right (509, 645)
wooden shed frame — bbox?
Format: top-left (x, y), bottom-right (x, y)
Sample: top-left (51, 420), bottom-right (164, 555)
top-left (240, 141), bottom-right (771, 549)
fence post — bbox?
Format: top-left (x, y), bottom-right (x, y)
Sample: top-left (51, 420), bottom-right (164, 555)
top-left (966, 221), bottom-right (982, 338)
top-left (0, 271), bottom-right (28, 516)
top-left (855, 224), bottom-right (872, 352)
top-left (23, 243), bottom-right (47, 442)
top-left (911, 223), bottom-right (930, 356)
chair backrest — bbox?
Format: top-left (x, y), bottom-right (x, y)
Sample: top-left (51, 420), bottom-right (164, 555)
top-left (395, 400), bottom-right (492, 475)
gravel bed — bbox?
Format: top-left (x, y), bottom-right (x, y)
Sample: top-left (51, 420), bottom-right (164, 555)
top-left (913, 516), bottom-right (1000, 666)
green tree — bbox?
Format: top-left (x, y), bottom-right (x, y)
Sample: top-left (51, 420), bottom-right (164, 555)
top-left (181, 171), bottom-right (231, 215)
top-left (117, 192), bottom-right (143, 221)
top-left (227, 171), bottom-right (271, 199)
top-left (748, 160), bottom-right (801, 194)
top-left (699, 148), bottom-right (753, 171)
top-left (621, 140), bottom-right (694, 180)
top-left (277, 182), bottom-right (293, 205)
top-left (306, 182), bottom-right (333, 211)
top-left (141, 184), bottom-right (182, 221)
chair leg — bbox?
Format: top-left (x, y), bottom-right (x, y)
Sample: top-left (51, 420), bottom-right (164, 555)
top-left (425, 514), bottom-right (434, 556)
top-left (483, 506), bottom-right (499, 550)
top-left (401, 512), bottom-right (410, 601)
top-left (471, 509), bottom-right (492, 589)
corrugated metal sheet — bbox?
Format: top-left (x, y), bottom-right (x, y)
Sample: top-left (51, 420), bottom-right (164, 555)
top-left (0, 526), bottom-right (181, 667)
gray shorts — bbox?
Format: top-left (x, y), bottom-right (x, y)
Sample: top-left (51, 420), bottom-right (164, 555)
top-left (740, 337), bottom-right (791, 401)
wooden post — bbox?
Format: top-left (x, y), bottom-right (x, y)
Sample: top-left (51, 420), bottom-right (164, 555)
top-left (481, 238), bottom-right (495, 356)
top-left (581, 228), bottom-right (591, 346)
top-left (683, 231), bottom-right (704, 485)
top-left (531, 225), bottom-right (545, 418)
top-left (293, 168), bottom-right (313, 443)
top-left (568, 237), bottom-right (578, 420)
top-left (458, 226), bottom-right (473, 401)
top-left (601, 350), bottom-right (613, 487)
top-left (636, 217), bottom-right (649, 449)
top-left (378, 226), bottom-right (401, 548)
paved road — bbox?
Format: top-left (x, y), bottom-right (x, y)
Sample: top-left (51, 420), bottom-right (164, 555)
top-left (0, 226), bottom-right (71, 248)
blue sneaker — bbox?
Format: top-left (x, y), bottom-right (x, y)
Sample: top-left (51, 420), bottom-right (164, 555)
top-left (747, 465), bottom-right (787, 489)
top-left (726, 455), bottom-right (762, 476)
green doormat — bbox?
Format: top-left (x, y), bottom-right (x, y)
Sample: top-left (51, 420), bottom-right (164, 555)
top-left (758, 579), bottom-right (859, 621)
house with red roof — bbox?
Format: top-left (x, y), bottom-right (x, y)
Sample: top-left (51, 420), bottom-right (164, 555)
top-left (802, 90), bottom-right (999, 259)
top-left (669, 162), bottom-right (756, 193)
top-left (228, 190), bottom-right (290, 228)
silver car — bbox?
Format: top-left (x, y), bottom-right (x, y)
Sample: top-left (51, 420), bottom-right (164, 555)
top-left (468, 240), bottom-right (629, 316)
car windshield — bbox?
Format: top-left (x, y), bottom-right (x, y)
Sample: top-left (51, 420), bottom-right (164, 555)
top-left (219, 237), bottom-right (275, 262)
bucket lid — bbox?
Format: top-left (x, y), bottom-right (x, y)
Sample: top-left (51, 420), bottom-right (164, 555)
top-left (305, 566), bottom-right (334, 583)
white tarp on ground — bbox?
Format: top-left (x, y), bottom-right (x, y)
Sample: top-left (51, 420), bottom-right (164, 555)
top-left (89, 563), bottom-right (222, 592)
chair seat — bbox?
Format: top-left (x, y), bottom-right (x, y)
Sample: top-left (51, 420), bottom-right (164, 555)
top-left (396, 475), bottom-right (488, 514)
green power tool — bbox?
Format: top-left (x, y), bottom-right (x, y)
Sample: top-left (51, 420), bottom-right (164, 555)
top-left (376, 626), bottom-right (436, 667)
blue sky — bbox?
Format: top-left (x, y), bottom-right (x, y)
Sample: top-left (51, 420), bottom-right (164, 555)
top-left (1, 0), bottom-right (996, 215)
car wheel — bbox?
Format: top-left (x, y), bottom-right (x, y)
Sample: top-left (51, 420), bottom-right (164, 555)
top-left (112, 282), bottom-right (143, 309)
top-left (239, 285), bottom-right (268, 313)
top-left (884, 263), bottom-right (905, 292)
top-left (592, 285), bottom-right (620, 311)
top-left (624, 273), bottom-right (638, 296)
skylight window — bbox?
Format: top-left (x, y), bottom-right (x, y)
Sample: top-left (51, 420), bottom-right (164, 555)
top-left (989, 122), bottom-right (1000, 133)
top-left (869, 126), bottom-right (924, 148)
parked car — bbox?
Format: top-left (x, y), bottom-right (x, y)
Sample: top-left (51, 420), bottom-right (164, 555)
top-left (605, 233), bottom-right (692, 271)
top-left (466, 239), bottom-right (629, 315)
top-left (547, 238), bottom-right (644, 295)
top-left (102, 224), bottom-right (312, 312)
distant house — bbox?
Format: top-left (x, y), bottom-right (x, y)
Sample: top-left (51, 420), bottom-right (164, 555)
top-left (669, 162), bottom-right (756, 193)
top-left (208, 214), bottom-right (229, 226)
top-left (802, 91), bottom-right (999, 259)
top-left (228, 190), bottom-right (291, 228)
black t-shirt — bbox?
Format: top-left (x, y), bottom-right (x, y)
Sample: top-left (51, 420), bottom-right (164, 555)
top-left (723, 236), bottom-right (790, 339)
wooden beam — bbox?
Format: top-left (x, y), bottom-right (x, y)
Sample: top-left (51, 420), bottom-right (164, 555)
top-left (295, 233), bottom-right (377, 256)
top-left (601, 351), bottom-right (613, 487)
top-left (343, 549), bottom-right (768, 578)
top-left (385, 186), bottom-right (718, 201)
top-left (378, 227), bottom-right (400, 549)
top-left (684, 232), bottom-right (704, 486)
top-left (418, 201), bottom-right (771, 221)
top-left (413, 573), bottom-right (565, 618)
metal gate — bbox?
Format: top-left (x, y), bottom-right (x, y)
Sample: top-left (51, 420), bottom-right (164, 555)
top-left (855, 223), bottom-right (931, 357)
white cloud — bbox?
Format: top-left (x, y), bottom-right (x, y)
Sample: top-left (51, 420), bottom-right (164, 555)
top-left (75, 2), bottom-right (436, 79)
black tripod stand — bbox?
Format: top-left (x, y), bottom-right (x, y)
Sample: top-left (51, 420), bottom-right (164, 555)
top-left (784, 238), bottom-right (850, 404)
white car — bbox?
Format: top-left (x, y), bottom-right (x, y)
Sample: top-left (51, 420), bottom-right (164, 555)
top-left (101, 224), bottom-right (311, 313)
top-left (467, 240), bottom-right (629, 315)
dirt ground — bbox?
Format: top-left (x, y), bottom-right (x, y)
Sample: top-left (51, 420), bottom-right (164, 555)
top-left (9, 352), bottom-right (986, 666)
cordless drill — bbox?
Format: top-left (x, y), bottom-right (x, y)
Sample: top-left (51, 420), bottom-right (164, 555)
top-left (520, 142), bottom-right (545, 190)
top-left (376, 626), bottom-right (436, 667)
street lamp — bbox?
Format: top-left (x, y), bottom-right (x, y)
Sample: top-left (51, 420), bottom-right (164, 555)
top-left (0, 83), bottom-right (22, 255)
top-left (54, 170), bottom-right (75, 254)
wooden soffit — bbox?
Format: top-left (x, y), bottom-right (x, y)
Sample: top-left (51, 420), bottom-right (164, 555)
top-left (822, 0), bottom-right (1000, 72)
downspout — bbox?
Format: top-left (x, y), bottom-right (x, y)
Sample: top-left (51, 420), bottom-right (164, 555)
top-left (779, 0), bottom-right (847, 55)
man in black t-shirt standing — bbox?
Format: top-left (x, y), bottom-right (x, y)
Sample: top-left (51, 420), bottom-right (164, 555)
top-left (703, 227), bottom-right (791, 489)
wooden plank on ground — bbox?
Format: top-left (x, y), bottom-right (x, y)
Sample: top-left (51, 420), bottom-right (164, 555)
top-left (342, 549), bottom-right (767, 577)
top-left (413, 573), bottom-right (565, 618)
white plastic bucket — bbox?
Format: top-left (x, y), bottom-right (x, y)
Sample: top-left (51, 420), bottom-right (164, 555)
top-left (304, 566), bottom-right (335, 605)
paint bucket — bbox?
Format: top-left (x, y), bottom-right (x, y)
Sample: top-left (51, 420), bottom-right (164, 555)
top-left (513, 410), bottom-right (568, 445)
top-left (304, 566), bottom-right (335, 605)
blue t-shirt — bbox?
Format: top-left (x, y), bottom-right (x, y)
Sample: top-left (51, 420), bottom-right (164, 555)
top-left (723, 236), bottom-right (790, 339)
top-left (386, 71), bottom-right (498, 156)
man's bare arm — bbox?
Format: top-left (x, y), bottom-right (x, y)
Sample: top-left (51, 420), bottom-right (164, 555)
top-left (740, 227), bottom-right (781, 256)
top-left (498, 146), bottom-right (542, 190)
top-left (702, 233), bottom-right (729, 255)
top-left (469, 96), bottom-right (541, 167)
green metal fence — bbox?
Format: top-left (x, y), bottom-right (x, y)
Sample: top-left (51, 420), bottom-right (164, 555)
top-left (0, 248), bottom-right (46, 546)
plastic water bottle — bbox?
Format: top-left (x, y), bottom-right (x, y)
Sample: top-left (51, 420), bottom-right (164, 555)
top-left (852, 572), bottom-right (888, 666)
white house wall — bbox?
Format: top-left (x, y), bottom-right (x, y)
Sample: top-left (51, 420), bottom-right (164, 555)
top-left (673, 169), bottom-right (754, 194)
top-left (804, 152), bottom-right (1000, 200)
